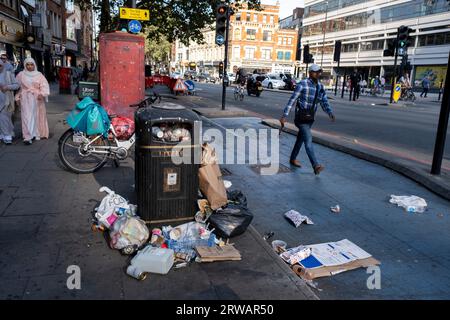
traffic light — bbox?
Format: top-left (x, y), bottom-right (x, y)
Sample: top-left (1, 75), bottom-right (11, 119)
top-left (219, 61), bottom-right (224, 76)
top-left (398, 25), bottom-right (414, 50)
top-left (383, 39), bottom-right (396, 57)
top-left (333, 40), bottom-right (342, 62)
top-left (215, 4), bottom-right (228, 46)
top-left (303, 45), bottom-right (313, 64)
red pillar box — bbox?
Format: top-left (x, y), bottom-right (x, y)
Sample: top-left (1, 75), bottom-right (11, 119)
top-left (99, 32), bottom-right (145, 119)
top-left (59, 67), bottom-right (72, 94)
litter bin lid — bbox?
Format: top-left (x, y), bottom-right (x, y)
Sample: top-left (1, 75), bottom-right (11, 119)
top-left (152, 102), bottom-right (186, 110)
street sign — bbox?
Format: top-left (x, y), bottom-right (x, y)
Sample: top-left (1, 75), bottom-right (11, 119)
top-left (120, 7), bottom-right (150, 21)
top-left (128, 20), bottom-right (142, 34)
top-left (216, 34), bottom-right (225, 46)
top-left (393, 83), bottom-right (402, 103)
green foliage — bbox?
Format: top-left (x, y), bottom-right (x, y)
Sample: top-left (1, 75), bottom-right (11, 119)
top-left (75, 0), bottom-right (262, 44)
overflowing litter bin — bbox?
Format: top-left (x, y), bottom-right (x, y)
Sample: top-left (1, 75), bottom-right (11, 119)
top-left (135, 102), bottom-right (202, 224)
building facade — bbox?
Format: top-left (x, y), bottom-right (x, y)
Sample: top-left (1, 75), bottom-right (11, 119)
top-left (172, 2), bottom-right (299, 76)
top-left (0, 0), bottom-right (94, 79)
top-left (302, 0), bottom-right (450, 88)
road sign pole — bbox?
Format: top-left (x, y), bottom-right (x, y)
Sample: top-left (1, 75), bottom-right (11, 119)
top-left (390, 31), bottom-right (400, 104)
top-left (221, 6), bottom-right (231, 111)
top-left (334, 59), bottom-right (340, 96)
top-left (131, 0), bottom-right (136, 8)
top-left (431, 51), bottom-right (450, 175)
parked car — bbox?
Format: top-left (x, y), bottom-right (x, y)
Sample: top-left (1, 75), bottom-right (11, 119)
top-left (184, 71), bottom-right (197, 80)
top-left (170, 72), bottom-right (182, 79)
top-left (281, 74), bottom-right (297, 91)
top-left (261, 74), bottom-right (286, 89)
top-left (228, 73), bottom-right (236, 83)
top-left (196, 73), bottom-right (216, 83)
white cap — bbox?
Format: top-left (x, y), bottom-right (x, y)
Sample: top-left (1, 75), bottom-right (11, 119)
top-left (309, 64), bottom-right (322, 72)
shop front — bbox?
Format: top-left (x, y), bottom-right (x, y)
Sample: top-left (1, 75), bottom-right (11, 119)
top-left (0, 13), bottom-right (25, 70)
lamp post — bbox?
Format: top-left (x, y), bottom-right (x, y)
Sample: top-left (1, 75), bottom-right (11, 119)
top-left (320, 1), bottom-right (329, 67)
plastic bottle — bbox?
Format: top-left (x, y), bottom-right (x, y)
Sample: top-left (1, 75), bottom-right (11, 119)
top-left (407, 206), bottom-right (417, 213)
top-left (152, 127), bottom-right (164, 139)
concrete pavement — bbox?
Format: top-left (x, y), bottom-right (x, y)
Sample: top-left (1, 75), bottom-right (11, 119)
top-left (0, 86), bottom-right (317, 300)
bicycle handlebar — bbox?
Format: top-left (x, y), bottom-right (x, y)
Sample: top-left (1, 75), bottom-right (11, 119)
top-left (129, 93), bottom-right (161, 108)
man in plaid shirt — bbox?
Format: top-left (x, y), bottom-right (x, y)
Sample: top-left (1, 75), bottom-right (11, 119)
top-left (280, 64), bottom-right (335, 175)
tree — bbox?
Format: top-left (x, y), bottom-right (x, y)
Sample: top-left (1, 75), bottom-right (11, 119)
top-left (144, 26), bottom-right (172, 68)
top-left (75, 0), bottom-right (262, 44)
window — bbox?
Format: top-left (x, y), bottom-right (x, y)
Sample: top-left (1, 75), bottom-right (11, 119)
top-left (360, 40), bottom-right (384, 51)
top-left (178, 53), bottom-right (182, 61)
top-left (263, 15), bottom-right (267, 24)
top-left (253, 14), bottom-right (258, 22)
top-left (285, 52), bottom-right (292, 60)
top-left (245, 47), bottom-right (255, 59)
top-left (233, 46), bottom-right (241, 59)
top-left (263, 31), bottom-right (272, 41)
top-left (278, 37), bottom-right (282, 45)
top-left (418, 32), bottom-right (450, 47)
top-left (236, 13), bottom-right (241, 21)
top-left (283, 38), bottom-right (287, 45)
top-left (342, 43), bottom-right (359, 52)
top-left (277, 51), bottom-right (284, 60)
top-left (261, 49), bottom-right (271, 60)
top-left (246, 13), bottom-right (251, 22)
top-left (234, 28), bottom-right (241, 40)
top-left (270, 15), bottom-right (274, 24)
top-left (287, 38), bottom-right (293, 45)
top-left (246, 29), bottom-right (256, 40)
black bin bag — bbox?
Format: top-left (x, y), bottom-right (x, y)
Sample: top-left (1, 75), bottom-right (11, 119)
top-left (208, 202), bottom-right (253, 239)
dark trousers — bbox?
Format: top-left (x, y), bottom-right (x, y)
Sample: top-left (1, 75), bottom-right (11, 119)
top-left (420, 88), bottom-right (429, 97)
top-left (290, 122), bottom-right (318, 167)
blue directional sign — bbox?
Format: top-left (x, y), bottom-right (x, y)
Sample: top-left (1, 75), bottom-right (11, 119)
top-left (216, 34), bottom-right (225, 46)
top-left (128, 20), bottom-right (142, 34)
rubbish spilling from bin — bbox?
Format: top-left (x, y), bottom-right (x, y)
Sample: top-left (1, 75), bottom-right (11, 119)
top-left (195, 245), bottom-right (241, 262)
top-left (151, 123), bottom-right (192, 143)
top-left (284, 210), bottom-right (314, 228)
top-left (389, 195), bottom-right (427, 213)
top-left (280, 239), bottom-right (379, 280)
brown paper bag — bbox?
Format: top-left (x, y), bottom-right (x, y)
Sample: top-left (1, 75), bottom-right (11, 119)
top-left (199, 163), bottom-right (228, 210)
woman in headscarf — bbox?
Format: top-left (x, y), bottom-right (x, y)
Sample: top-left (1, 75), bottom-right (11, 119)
top-left (16, 57), bottom-right (50, 145)
top-left (0, 59), bottom-right (19, 145)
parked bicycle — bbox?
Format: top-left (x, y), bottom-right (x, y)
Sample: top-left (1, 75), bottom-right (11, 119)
top-left (58, 94), bottom-right (160, 174)
top-left (234, 85), bottom-right (245, 101)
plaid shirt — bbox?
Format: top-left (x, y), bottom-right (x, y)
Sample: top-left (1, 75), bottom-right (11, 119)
top-left (283, 78), bottom-right (333, 117)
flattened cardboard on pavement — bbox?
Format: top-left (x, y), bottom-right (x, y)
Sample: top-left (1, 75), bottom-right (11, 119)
top-left (289, 239), bottom-right (380, 280)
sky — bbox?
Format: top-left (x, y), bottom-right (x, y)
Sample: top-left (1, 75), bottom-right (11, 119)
top-left (262, 0), bottom-right (305, 19)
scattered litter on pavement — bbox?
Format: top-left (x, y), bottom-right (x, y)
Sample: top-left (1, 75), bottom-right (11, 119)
top-left (304, 279), bottom-right (322, 291)
top-left (287, 239), bottom-right (379, 280)
top-left (389, 195), bottom-right (427, 213)
top-left (95, 186), bottom-right (136, 229)
top-left (280, 245), bottom-right (312, 265)
top-left (223, 180), bottom-right (232, 189)
top-left (195, 245), bottom-right (241, 262)
top-left (271, 240), bottom-right (287, 253)
top-left (284, 210), bottom-right (314, 228)
top-left (330, 205), bottom-right (341, 214)
top-left (126, 246), bottom-right (175, 279)
top-left (109, 216), bottom-right (149, 255)
top-left (209, 203), bottom-right (253, 238)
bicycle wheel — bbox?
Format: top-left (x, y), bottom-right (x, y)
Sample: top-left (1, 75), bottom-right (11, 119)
top-left (58, 129), bottom-right (110, 174)
top-left (234, 92), bottom-right (239, 100)
top-left (240, 92), bottom-right (244, 101)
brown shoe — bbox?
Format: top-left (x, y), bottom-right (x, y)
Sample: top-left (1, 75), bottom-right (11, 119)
top-left (314, 164), bottom-right (325, 175)
top-left (290, 159), bottom-right (302, 168)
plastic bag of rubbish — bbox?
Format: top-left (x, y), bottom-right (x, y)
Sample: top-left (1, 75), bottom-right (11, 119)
top-left (95, 186), bottom-right (132, 229)
top-left (284, 210), bottom-right (314, 228)
top-left (208, 204), bottom-right (253, 238)
top-left (109, 216), bottom-right (149, 254)
top-left (389, 195), bottom-right (428, 213)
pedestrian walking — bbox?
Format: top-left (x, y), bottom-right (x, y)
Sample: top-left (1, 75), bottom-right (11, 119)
top-left (82, 63), bottom-right (89, 81)
top-left (349, 70), bottom-right (358, 101)
top-left (420, 76), bottom-right (431, 98)
top-left (380, 76), bottom-right (386, 96)
top-left (15, 58), bottom-right (50, 145)
top-left (280, 64), bottom-right (335, 175)
top-left (0, 52), bottom-right (14, 72)
top-left (0, 59), bottom-right (20, 145)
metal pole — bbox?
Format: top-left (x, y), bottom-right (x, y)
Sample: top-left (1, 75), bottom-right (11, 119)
top-left (306, 63), bottom-right (309, 79)
top-left (221, 6), bottom-right (231, 110)
top-left (334, 59), bottom-right (340, 96)
top-left (131, 0), bottom-right (136, 8)
top-left (321, 1), bottom-right (329, 67)
top-left (341, 69), bottom-right (346, 99)
top-left (438, 81), bottom-right (443, 101)
top-left (431, 52), bottom-right (450, 175)
top-left (390, 32), bottom-right (400, 104)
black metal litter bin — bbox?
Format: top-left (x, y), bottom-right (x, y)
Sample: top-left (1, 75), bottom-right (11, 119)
top-left (135, 102), bottom-right (202, 224)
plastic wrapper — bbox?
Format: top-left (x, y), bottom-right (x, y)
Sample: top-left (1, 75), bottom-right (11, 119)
top-left (111, 116), bottom-right (135, 141)
top-left (151, 124), bottom-right (191, 143)
top-left (389, 195), bottom-right (427, 213)
top-left (95, 186), bottom-right (132, 229)
top-left (284, 210), bottom-right (314, 228)
top-left (109, 216), bottom-right (150, 251)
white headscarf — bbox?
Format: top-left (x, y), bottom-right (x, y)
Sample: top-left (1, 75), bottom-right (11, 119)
top-left (23, 57), bottom-right (40, 78)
